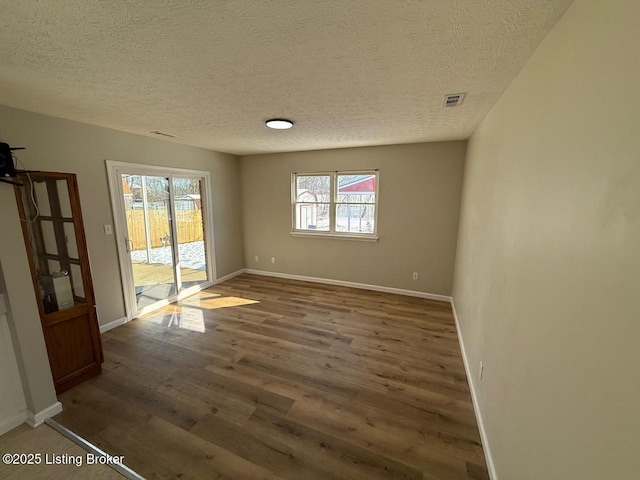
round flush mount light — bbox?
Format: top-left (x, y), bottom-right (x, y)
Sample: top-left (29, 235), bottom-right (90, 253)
top-left (265, 118), bottom-right (294, 130)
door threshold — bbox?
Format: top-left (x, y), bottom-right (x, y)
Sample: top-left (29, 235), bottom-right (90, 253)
top-left (44, 418), bottom-right (146, 480)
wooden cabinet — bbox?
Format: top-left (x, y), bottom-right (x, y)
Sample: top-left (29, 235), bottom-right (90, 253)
top-left (14, 172), bottom-right (103, 393)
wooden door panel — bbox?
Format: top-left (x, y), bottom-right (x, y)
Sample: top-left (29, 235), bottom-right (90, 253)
top-left (46, 308), bottom-right (98, 380)
top-left (14, 172), bottom-right (103, 394)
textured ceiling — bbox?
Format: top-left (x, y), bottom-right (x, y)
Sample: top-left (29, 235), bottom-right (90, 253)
top-left (0, 0), bottom-right (573, 155)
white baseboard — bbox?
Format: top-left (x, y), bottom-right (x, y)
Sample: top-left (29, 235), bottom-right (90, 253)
top-left (100, 316), bottom-right (127, 333)
top-left (451, 299), bottom-right (498, 480)
top-left (0, 410), bottom-right (28, 436)
top-left (26, 401), bottom-right (63, 428)
top-left (243, 269), bottom-right (451, 302)
top-left (215, 269), bottom-right (246, 284)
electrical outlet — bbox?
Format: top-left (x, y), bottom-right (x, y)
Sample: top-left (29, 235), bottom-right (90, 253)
top-left (254, 256), bottom-right (259, 262)
top-left (412, 272), bottom-right (419, 280)
top-left (271, 257), bottom-right (276, 264)
top-left (479, 361), bottom-right (484, 380)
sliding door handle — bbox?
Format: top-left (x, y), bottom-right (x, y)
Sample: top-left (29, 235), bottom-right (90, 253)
top-left (125, 238), bottom-right (134, 253)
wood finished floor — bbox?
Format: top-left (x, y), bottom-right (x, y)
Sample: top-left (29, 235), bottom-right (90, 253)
top-left (0, 424), bottom-right (122, 479)
top-left (55, 274), bottom-right (489, 480)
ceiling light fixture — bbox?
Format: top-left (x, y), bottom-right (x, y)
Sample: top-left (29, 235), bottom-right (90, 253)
top-left (265, 118), bottom-right (294, 130)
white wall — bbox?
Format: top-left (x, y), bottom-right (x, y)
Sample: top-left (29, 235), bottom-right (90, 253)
top-left (241, 141), bottom-right (466, 296)
top-left (453, 0), bottom-right (640, 478)
top-left (0, 293), bottom-right (27, 435)
top-left (0, 194), bottom-right (59, 417)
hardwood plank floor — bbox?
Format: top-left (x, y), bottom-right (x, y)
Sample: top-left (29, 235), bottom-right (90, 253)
top-left (0, 424), bottom-right (123, 479)
top-left (55, 274), bottom-right (489, 480)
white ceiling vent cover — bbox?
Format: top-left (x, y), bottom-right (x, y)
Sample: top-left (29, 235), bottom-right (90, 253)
top-left (444, 93), bottom-right (466, 107)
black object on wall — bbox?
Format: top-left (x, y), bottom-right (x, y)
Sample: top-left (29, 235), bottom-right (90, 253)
top-left (0, 143), bottom-right (28, 186)
top-left (0, 142), bottom-right (15, 177)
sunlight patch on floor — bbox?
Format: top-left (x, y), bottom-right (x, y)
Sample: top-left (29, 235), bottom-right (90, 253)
top-left (144, 295), bottom-right (260, 333)
top-left (155, 309), bottom-right (206, 333)
top-left (196, 296), bottom-right (259, 309)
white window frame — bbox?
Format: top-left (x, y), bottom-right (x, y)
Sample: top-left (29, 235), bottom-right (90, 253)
top-left (290, 170), bottom-right (379, 241)
top-left (106, 160), bottom-right (216, 321)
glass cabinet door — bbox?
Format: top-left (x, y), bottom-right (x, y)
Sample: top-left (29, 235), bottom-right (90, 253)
top-left (15, 171), bottom-right (102, 394)
top-left (21, 176), bottom-right (88, 314)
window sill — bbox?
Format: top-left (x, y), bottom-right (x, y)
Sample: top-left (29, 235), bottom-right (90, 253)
top-left (289, 232), bottom-right (378, 242)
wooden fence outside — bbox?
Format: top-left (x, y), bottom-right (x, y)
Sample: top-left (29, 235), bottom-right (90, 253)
top-left (126, 209), bottom-right (204, 250)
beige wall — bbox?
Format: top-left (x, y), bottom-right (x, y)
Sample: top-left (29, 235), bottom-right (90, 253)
top-left (452, 0), bottom-right (640, 478)
top-left (0, 201), bottom-right (58, 414)
top-left (0, 105), bottom-right (244, 326)
top-left (240, 142), bottom-right (465, 296)
top-left (0, 281), bottom-right (28, 432)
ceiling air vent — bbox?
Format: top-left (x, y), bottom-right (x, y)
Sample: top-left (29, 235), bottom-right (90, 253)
top-left (444, 93), bottom-right (466, 107)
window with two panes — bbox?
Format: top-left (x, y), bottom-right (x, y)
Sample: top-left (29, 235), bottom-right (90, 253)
top-left (292, 171), bottom-right (378, 237)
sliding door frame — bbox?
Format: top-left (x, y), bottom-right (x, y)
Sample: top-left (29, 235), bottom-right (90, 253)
top-left (106, 160), bottom-right (216, 321)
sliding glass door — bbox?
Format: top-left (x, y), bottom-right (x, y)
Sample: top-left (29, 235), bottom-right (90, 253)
top-left (172, 177), bottom-right (208, 292)
top-left (108, 163), bottom-right (214, 319)
top-left (122, 174), bottom-right (177, 310)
